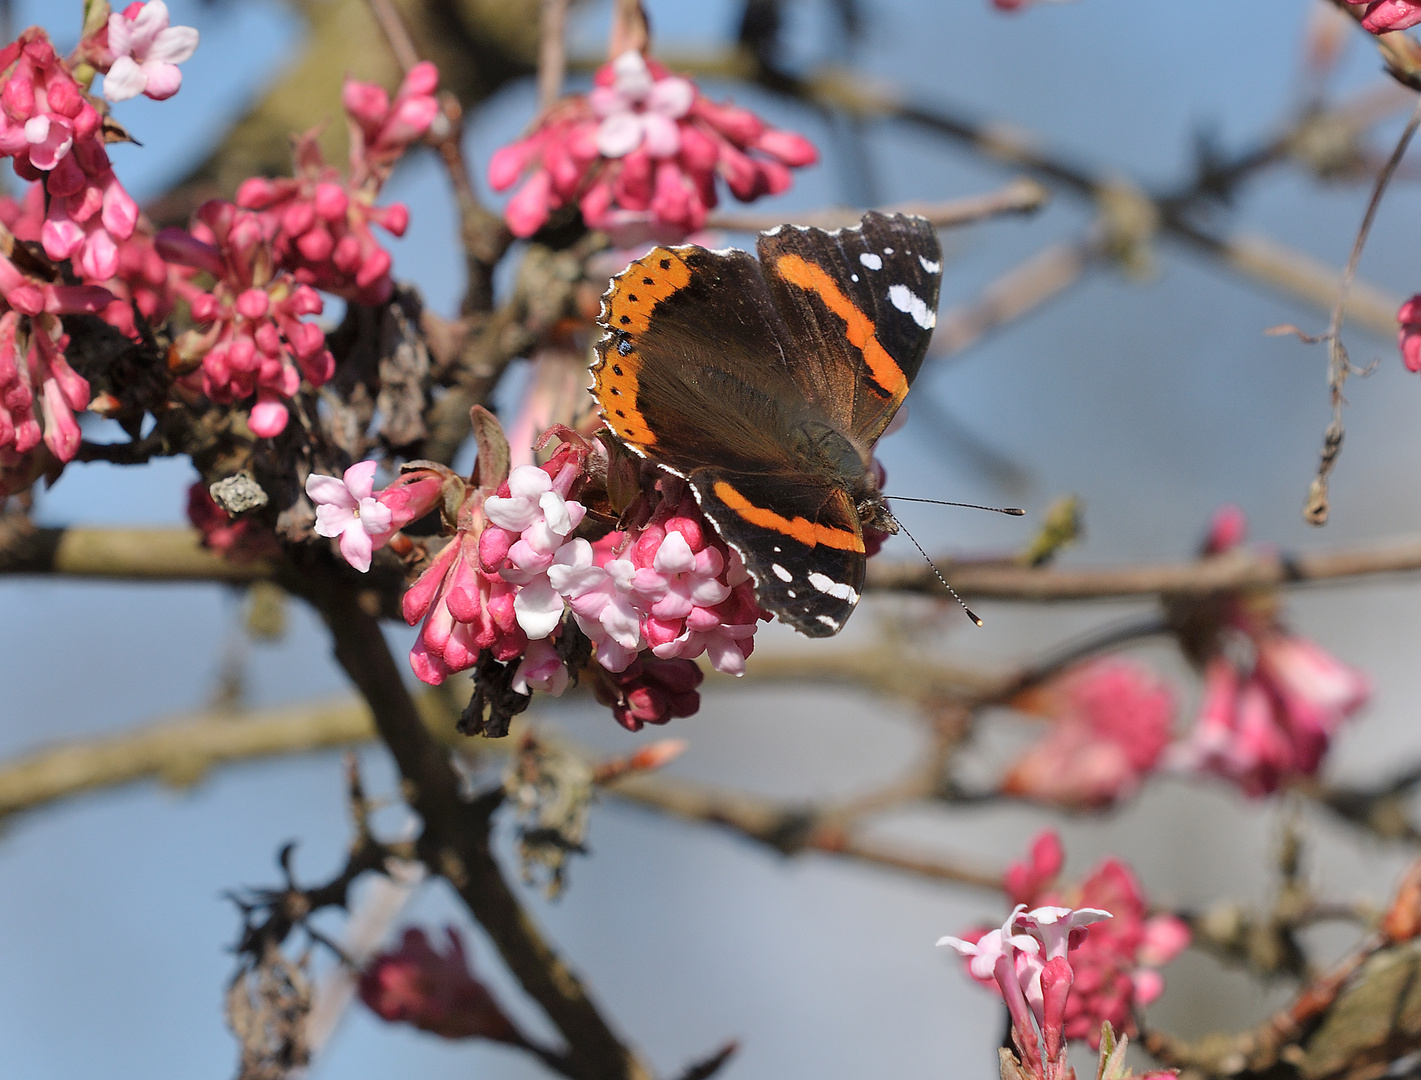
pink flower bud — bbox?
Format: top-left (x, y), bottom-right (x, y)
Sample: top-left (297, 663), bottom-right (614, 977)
top-left (342, 80), bottom-right (390, 129)
top-left (235, 287), bottom-right (269, 319)
top-left (296, 223), bottom-right (334, 263)
top-left (313, 182), bottom-right (348, 221)
top-left (372, 201), bottom-right (409, 236)
top-left (505, 170), bottom-right (554, 238)
top-left (248, 389), bottom-right (289, 437)
top-left (754, 128), bottom-right (818, 167)
top-left (401, 61), bottom-right (440, 98)
top-left (281, 199), bottom-right (316, 237)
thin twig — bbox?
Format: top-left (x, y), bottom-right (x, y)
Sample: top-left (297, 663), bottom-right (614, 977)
top-left (362, 0), bottom-right (420, 74)
top-left (538, 0), bottom-right (572, 111)
top-left (706, 178), bottom-right (1049, 233)
top-left (1305, 95), bottom-right (1421, 526)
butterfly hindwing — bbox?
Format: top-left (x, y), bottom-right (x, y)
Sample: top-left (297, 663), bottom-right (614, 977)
top-left (756, 211), bottom-right (942, 446)
top-left (689, 466), bottom-right (865, 638)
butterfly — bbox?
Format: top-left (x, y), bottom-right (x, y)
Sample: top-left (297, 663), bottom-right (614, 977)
top-left (590, 211), bottom-right (942, 637)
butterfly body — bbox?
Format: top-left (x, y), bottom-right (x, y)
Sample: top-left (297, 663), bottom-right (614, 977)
top-left (591, 212), bottom-right (942, 637)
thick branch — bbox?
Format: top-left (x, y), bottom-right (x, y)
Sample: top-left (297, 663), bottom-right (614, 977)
top-left (295, 572), bottom-right (652, 1080)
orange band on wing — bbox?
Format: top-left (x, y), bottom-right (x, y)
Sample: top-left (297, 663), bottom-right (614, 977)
top-left (713, 480), bottom-right (864, 552)
top-left (772, 253), bottom-right (907, 404)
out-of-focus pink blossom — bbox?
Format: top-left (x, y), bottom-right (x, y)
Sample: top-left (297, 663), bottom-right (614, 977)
top-left (1169, 507), bottom-right (1372, 797)
top-left (488, 49), bottom-right (817, 243)
top-left (102, 1), bottom-right (200, 102)
top-left (359, 927), bottom-right (519, 1042)
top-left (1002, 658), bottom-right (1175, 808)
top-left (1005, 831), bottom-right (1065, 908)
top-left (306, 461), bottom-right (395, 573)
top-left (160, 200), bottom-right (334, 437)
top-left (1345, 0), bottom-right (1421, 32)
top-left (1401, 295), bottom-right (1421, 373)
top-left (235, 65), bottom-right (436, 304)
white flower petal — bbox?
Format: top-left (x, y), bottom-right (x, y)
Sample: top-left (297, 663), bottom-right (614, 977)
top-left (507, 464), bottom-right (553, 499)
top-left (313, 503), bottom-right (356, 538)
top-left (597, 113), bottom-right (644, 158)
top-left (513, 577), bottom-right (565, 639)
top-left (307, 473), bottom-right (357, 509)
top-left (102, 56), bottom-right (146, 101)
top-left (147, 24), bottom-right (199, 64)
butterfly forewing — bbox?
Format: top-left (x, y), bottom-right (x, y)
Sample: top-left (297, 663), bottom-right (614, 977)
top-left (756, 211), bottom-right (942, 446)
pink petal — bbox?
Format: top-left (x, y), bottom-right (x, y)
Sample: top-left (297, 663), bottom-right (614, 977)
top-left (338, 518), bottom-right (376, 573)
top-left (102, 56), bottom-right (147, 102)
top-left (139, 61), bottom-right (183, 101)
top-left (343, 459), bottom-right (379, 500)
top-left (597, 113), bottom-right (645, 158)
top-left (640, 112), bottom-right (681, 158)
top-left (648, 77), bottom-right (694, 119)
top-left (248, 392), bottom-right (289, 437)
top-left (307, 473), bottom-right (358, 510)
top-left (128, 1), bottom-right (171, 52)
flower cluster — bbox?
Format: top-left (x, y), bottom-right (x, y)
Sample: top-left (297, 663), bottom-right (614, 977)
top-left (939, 900), bottom-right (1113, 1080)
top-left (235, 63), bottom-right (438, 304)
top-left (159, 200), bottom-right (335, 438)
top-left (0, 28), bottom-right (145, 283)
top-left (0, 231), bottom-right (114, 490)
top-left (1002, 657), bottom-right (1176, 808)
top-left (1169, 507), bottom-right (1371, 796)
top-left (1344, 0), bottom-right (1421, 33)
top-left (305, 428), bottom-right (769, 729)
top-left (945, 831), bottom-right (1189, 1062)
top-left (359, 927), bottom-right (519, 1042)
top-left (489, 49), bottom-right (817, 243)
top-left (1399, 294), bottom-right (1421, 373)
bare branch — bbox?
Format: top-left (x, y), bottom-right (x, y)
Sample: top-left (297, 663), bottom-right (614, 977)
top-left (706, 178), bottom-right (1049, 233)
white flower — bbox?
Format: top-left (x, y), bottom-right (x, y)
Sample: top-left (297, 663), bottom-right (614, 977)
top-left (1014, 905), bottom-right (1113, 960)
top-left (937, 905), bottom-right (1039, 981)
top-left (589, 50), bottom-right (694, 159)
top-left (104, 1), bottom-right (200, 103)
top-left (511, 638), bottom-right (569, 696)
top-left (305, 460), bottom-right (393, 573)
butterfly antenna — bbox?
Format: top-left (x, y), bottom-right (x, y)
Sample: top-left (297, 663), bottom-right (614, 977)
top-left (885, 495), bottom-right (1025, 516)
top-left (886, 512), bottom-right (983, 627)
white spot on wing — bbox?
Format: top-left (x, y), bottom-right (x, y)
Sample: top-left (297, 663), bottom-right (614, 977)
top-left (859, 252), bottom-right (883, 271)
top-left (888, 284), bottom-right (935, 329)
top-left (883, 247), bottom-right (894, 254)
top-left (807, 572), bottom-right (860, 603)
top-left (850, 274), bottom-right (859, 282)
top-left (786, 589), bottom-right (796, 598)
top-left (920, 255), bottom-right (942, 274)
top-left (771, 563), bottom-right (793, 582)
top-left (764, 224), bottom-right (784, 236)
top-left (772, 546), bottom-right (781, 553)
top-left (817, 615), bottom-right (839, 629)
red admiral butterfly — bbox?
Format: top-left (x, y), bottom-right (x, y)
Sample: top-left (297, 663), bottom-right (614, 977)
top-left (591, 211), bottom-right (942, 637)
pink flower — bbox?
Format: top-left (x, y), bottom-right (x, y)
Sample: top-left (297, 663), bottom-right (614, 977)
top-left (306, 461), bottom-right (395, 573)
top-left (359, 927), bottom-right (519, 1042)
top-left (160, 200), bottom-right (335, 437)
top-left (1400, 295), bottom-right (1421, 373)
top-left (549, 536), bottom-right (644, 670)
top-left (489, 49), bottom-right (817, 243)
top-left (103, 1), bottom-right (200, 102)
top-left (510, 638), bottom-right (569, 696)
top-left (957, 832), bottom-right (1190, 1054)
top-left (1345, 0), bottom-right (1421, 32)
top-left (590, 653), bottom-right (703, 732)
top-left (1002, 658), bottom-right (1175, 808)
top-left (1257, 633), bottom-right (1370, 772)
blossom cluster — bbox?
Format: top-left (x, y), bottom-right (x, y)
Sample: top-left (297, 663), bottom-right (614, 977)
top-left (1167, 506), bottom-right (1371, 797)
top-left (305, 433), bottom-right (768, 729)
top-left (158, 201), bottom-right (334, 438)
top-left (1002, 506), bottom-right (1370, 806)
top-left (235, 63), bottom-right (438, 305)
top-left (941, 831), bottom-right (1189, 1072)
top-left (489, 49), bottom-right (817, 242)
